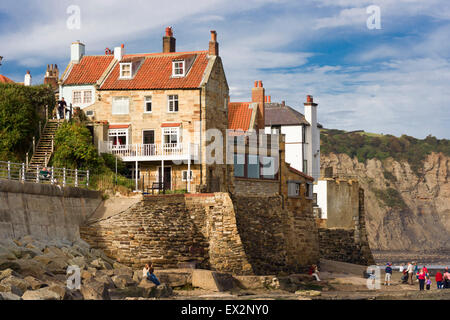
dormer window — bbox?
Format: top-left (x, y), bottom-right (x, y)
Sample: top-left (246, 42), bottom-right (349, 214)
top-left (172, 60), bottom-right (185, 77)
top-left (120, 63), bottom-right (132, 79)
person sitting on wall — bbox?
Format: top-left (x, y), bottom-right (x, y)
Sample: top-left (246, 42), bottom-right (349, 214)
top-left (143, 262), bottom-right (160, 286)
top-left (308, 264), bottom-right (321, 281)
top-left (39, 167), bottom-right (51, 180)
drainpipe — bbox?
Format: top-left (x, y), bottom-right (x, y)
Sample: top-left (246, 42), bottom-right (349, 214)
top-left (199, 87), bottom-right (203, 186)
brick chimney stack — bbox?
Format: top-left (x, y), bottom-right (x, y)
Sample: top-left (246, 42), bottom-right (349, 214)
top-left (163, 27), bottom-right (176, 53)
top-left (44, 64), bottom-right (59, 90)
top-left (209, 30), bottom-right (219, 56)
top-left (252, 80), bottom-right (265, 130)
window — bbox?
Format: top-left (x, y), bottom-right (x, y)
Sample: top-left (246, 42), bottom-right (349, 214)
top-left (73, 91), bottom-right (82, 104)
top-left (172, 60), bottom-right (185, 77)
top-left (233, 154), bottom-right (278, 180)
top-left (168, 95), bottom-right (179, 112)
top-left (271, 126), bottom-right (280, 135)
top-left (112, 97), bottom-right (129, 115)
top-left (305, 182), bottom-right (313, 199)
top-left (73, 90), bottom-right (92, 105)
top-left (120, 63), bottom-right (132, 79)
top-left (288, 181), bottom-right (301, 198)
top-left (234, 154), bottom-right (245, 178)
top-left (144, 96), bottom-right (152, 113)
top-left (143, 130), bottom-right (155, 145)
top-left (182, 170), bottom-right (193, 181)
top-left (163, 127), bottom-right (179, 145)
top-left (109, 128), bottom-right (128, 147)
top-left (83, 91), bottom-right (92, 104)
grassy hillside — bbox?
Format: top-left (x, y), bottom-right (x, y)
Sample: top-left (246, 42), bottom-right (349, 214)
top-left (320, 129), bottom-right (450, 175)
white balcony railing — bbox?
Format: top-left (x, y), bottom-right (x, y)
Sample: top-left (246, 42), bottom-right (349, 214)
top-left (98, 142), bottom-right (199, 161)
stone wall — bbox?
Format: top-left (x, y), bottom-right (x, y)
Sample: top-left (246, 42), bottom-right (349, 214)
top-left (81, 192), bottom-right (320, 275)
top-left (233, 179), bottom-right (279, 197)
top-left (0, 179), bottom-right (102, 242)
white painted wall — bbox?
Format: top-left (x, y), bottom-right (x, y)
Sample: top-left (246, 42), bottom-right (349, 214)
top-left (304, 104), bottom-right (320, 181)
top-left (60, 85), bottom-right (96, 109)
top-left (314, 180), bottom-right (328, 219)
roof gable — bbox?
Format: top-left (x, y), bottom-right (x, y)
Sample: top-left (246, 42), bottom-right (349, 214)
top-left (0, 74), bottom-right (15, 84)
top-left (63, 55), bottom-right (115, 85)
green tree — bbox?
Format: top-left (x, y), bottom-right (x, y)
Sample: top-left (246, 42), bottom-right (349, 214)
top-left (52, 122), bottom-right (103, 171)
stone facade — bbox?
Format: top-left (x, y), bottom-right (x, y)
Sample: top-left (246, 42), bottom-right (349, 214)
top-left (80, 192), bottom-right (320, 275)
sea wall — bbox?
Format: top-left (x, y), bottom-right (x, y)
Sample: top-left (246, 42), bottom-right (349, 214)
top-left (80, 192), bottom-right (320, 275)
top-left (0, 179), bottom-right (102, 242)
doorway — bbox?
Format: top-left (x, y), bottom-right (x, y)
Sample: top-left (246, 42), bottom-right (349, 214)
top-left (158, 166), bottom-right (172, 190)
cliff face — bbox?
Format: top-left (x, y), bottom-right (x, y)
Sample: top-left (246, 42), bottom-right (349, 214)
top-left (320, 153), bottom-right (450, 258)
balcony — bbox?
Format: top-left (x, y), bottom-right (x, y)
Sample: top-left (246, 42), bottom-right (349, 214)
top-left (99, 142), bottom-right (199, 162)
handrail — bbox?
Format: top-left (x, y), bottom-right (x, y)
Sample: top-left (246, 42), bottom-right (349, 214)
top-left (99, 142), bottom-right (199, 158)
top-left (0, 160), bottom-right (89, 188)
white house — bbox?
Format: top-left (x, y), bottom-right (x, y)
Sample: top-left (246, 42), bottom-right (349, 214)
top-left (264, 95), bottom-right (321, 181)
top-left (59, 41), bottom-right (119, 111)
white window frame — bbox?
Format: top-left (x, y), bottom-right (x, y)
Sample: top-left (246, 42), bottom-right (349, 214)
top-left (83, 90), bottom-right (92, 104)
top-left (73, 91), bottom-right (82, 104)
top-left (119, 63), bottom-right (132, 79)
top-left (112, 97), bottom-right (130, 115)
top-left (172, 60), bottom-right (185, 77)
top-left (162, 127), bottom-right (180, 145)
top-left (167, 95), bottom-right (179, 113)
top-left (108, 128), bottom-right (129, 148)
top-left (288, 181), bottom-right (301, 198)
top-left (182, 170), bottom-right (193, 182)
top-left (144, 96), bottom-right (152, 113)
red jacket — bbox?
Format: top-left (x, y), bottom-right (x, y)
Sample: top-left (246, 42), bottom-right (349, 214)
top-left (435, 272), bottom-right (443, 282)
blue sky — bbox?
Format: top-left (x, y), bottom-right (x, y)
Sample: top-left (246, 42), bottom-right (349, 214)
top-left (0, 0), bottom-right (449, 138)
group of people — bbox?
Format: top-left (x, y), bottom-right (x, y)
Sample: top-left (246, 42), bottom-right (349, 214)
top-left (395, 262), bottom-right (450, 290)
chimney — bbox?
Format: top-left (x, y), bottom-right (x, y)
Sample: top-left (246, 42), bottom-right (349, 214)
top-left (24, 71), bottom-right (32, 86)
top-left (114, 44), bottom-right (125, 61)
top-left (71, 41), bottom-right (85, 63)
top-left (163, 27), bottom-right (176, 53)
top-left (209, 30), bottom-right (219, 56)
top-left (44, 64), bottom-right (59, 90)
top-left (267, 96), bottom-right (271, 103)
top-left (252, 80), bottom-right (265, 130)
top-left (304, 95), bottom-right (320, 180)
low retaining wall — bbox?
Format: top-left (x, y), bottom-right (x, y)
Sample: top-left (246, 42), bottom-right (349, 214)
top-left (0, 179), bottom-right (102, 242)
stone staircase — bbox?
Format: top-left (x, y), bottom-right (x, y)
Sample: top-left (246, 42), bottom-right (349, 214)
top-left (29, 119), bottom-right (62, 169)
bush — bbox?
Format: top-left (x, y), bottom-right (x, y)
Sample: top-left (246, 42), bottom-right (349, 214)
top-left (100, 153), bottom-right (129, 176)
top-left (374, 188), bottom-right (407, 210)
top-left (52, 121), bottom-right (103, 171)
top-left (0, 83), bottom-right (55, 161)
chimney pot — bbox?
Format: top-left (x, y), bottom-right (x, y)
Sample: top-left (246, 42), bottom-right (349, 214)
top-left (208, 30), bottom-right (219, 56)
top-left (268, 96), bottom-right (271, 103)
top-left (121, 44), bottom-right (124, 48)
top-left (307, 95), bottom-right (313, 103)
top-left (163, 27), bottom-right (176, 53)
top-left (254, 80), bottom-right (258, 88)
top-left (258, 80), bottom-right (263, 88)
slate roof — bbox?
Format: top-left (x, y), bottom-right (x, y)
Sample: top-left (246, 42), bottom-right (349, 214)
top-left (264, 102), bottom-right (309, 126)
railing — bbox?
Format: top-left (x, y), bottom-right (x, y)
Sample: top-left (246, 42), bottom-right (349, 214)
top-left (99, 142), bottom-right (199, 159)
top-left (0, 161), bottom-right (89, 188)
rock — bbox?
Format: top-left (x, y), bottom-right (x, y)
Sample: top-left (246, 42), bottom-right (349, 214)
top-left (80, 279), bottom-right (110, 300)
top-left (24, 276), bottom-right (46, 290)
top-left (113, 266), bottom-right (133, 278)
top-left (0, 283), bottom-right (23, 296)
top-left (0, 260), bottom-right (21, 272)
top-left (0, 268), bottom-right (21, 281)
top-left (46, 258), bottom-right (69, 274)
top-left (111, 275), bottom-right (135, 289)
top-left (137, 279), bottom-right (157, 298)
top-left (154, 284), bottom-right (173, 298)
top-left (192, 269), bottom-right (225, 292)
top-left (43, 246), bottom-right (67, 258)
top-left (133, 270), bottom-right (143, 283)
top-left (1, 275), bottom-right (29, 292)
top-left (68, 256), bottom-right (87, 270)
top-left (294, 290), bottom-right (321, 297)
top-left (22, 287), bottom-right (61, 300)
top-left (14, 259), bottom-right (47, 278)
top-left (155, 270), bottom-right (192, 288)
top-left (0, 246), bottom-right (16, 261)
top-left (90, 258), bottom-right (112, 270)
top-left (0, 292), bottom-right (22, 300)
top-left (95, 275), bottom-right (116, 290)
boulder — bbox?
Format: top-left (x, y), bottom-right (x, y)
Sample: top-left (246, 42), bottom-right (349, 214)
top-left (80, 279), bottom-right (111, 300)
top-left (0, 246), bottom-right (16, 261)
top-left (14, 259), bottom-right (47, 278)
top-left (155, 270), bottom-right (192, 288)
top-left (113, 266), bottom-right (133, 278)
top-left (95, 275), bottom-right (116, 290)
top-left (90, 258), bottom-right (113, 270)
top-left (22, 287), bottom-right (61, 300)
top-left (111, 275), bottom-right (135, 289)
top-left (1, 275), bottom-right (29, 292)
top-left (0, 283), bottom-right (23, 296)
top-left (0, 292), bottom-right (22, 300)
top-left (46, 258), bottom-right (69, 274)
top-left (0, 268), bottom-right (21, 281)
top-left (68, 256), bottom-right (87, 270)
top-left (137, 279), bottom-right (157, 298)
top-left (132, 270), bottom-right (143, 283)
top-left (0, 260), bottom-right (21, 272)
top-left (154, 284), bottom-right (173, 298)
top-left (294, 290), bottom-right (321, 297)
top-left (192, 269), bottom-right (224, 292)
top-left (24, 276), bottom-right (47, 290)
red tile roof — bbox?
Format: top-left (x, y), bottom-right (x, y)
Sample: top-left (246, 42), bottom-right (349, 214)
top-left (63, 55), bottom-right (115, 85)
top-left (228, 102), bottom-right (255, 131)
top-left (0, 74), bottom-right (15, 84)
top-left (100, 52), bottom-right (209, 90)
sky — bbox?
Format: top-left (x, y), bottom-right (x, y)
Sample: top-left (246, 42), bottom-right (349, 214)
top-left (0, 0), bottom-right (449, 139)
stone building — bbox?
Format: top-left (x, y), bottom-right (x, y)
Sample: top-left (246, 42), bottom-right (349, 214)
top-left (60, 27), bottom-right (230, 193)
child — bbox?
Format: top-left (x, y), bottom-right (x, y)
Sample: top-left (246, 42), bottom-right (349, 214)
top-left (384, 263), bottom-right (393, 286)
top-left (426, 278), bottom-right (431, 290)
